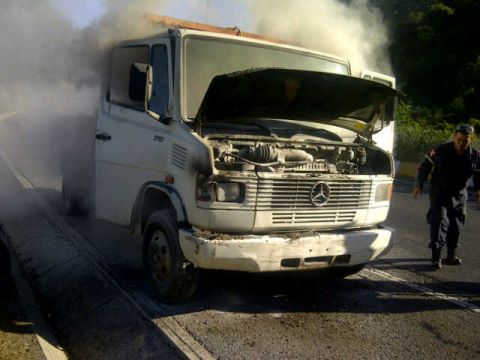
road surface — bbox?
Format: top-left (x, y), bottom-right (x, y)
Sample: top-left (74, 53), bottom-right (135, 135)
top-left (0, 112), bottom-right (479, 359)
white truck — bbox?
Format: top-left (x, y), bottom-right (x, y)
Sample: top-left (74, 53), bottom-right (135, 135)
top-left (62, 16), bottom-right (400, 302)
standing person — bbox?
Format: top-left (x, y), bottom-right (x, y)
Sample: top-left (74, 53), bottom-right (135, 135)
top-left (412, 124), bottom-right (480, 269)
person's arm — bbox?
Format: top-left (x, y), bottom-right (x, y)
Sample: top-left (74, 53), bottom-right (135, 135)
top-left (413, 148), bottom-right (436, 199)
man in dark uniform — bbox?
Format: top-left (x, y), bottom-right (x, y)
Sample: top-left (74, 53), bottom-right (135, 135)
top-left (413, 124), bottom-right (480, 269)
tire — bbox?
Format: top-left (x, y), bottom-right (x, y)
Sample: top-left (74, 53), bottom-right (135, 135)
top-left (328, 263), bottom-right (366, 279)
top-left (62, 177), bottom-right (92, 216)
top-left (143, 210), bottom-right (198, 303)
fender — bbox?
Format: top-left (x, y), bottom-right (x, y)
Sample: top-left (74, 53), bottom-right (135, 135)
top-left (131, 182), bottom-right (188, 236)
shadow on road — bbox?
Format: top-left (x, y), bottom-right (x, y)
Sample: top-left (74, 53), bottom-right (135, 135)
top-left (22, 188), bottom-right (480, 322)
top-left (169, 267), bottom-right (480, 317)
top-left (0, 284), bottom-right (34, 335)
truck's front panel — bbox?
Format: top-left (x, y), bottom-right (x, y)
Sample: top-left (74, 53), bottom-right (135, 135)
top-left (179, 226), bottom-right (395, 272)
top-left (147, 30), bottom-right (397, 272)
top-left (192, 135), bottom-right (393, 233)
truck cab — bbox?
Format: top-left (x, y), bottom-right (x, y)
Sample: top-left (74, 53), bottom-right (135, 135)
top-left (78, 21), bottom-right (400, 302)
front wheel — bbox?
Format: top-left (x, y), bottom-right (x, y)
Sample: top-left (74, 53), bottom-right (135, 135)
top-left (143, 210), bottom-right (198, 303)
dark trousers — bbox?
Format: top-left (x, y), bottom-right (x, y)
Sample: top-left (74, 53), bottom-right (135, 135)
top-left (427, 189), bottom-right (467, 250)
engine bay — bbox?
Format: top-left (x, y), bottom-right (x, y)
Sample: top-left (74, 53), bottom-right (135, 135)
top-left (206, 135), bottom-right (392, 175)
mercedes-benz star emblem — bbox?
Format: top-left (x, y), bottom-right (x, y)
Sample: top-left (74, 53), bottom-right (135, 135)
top-left (310, 181), bottom-right (330, 207)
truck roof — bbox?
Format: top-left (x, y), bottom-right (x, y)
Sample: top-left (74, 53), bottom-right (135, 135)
top-left (135, 13), bottom-right (350, 71)
top-left (145, 13), bottom-right (295, 45)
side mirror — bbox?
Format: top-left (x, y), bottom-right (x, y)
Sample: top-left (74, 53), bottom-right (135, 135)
top-left (145, 64), bottom-right (153, 102)
top-left (143, 65), bottom-right (172, 125)
top-left (128, 63), bottom-right (147, 102)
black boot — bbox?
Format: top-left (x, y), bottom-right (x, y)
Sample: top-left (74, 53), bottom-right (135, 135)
top-left (444, 248), bottom-right (462, 265)
top-left (432, 248), bottom-right (442, 270)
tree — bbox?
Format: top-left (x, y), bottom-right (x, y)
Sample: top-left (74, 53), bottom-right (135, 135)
top-left (386, 0), bottom-right (480, 123)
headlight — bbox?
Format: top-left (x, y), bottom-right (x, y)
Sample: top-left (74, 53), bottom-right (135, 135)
top-left (215, 182), bottom-right (245, 203)
top-left (196, 175), bottom-right (245, 203)
top-left (196, 174), bottom-right (214, 202)
top-left (375, 183), bottom-right (393, 202)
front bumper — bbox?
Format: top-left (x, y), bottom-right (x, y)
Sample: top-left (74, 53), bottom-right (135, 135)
top-left (179, 226), bottom-right (396, 272)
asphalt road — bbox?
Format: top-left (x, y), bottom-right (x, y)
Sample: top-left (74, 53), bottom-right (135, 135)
top-left (0, 112), bottom-right (479, 359)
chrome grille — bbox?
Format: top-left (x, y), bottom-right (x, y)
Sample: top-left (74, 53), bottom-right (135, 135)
top-left (256, 179), bottom-right (372, 210)
top-left (272, 210), bottom-right (356, 224)
top-left (243, 180), bottom-right (258, 209)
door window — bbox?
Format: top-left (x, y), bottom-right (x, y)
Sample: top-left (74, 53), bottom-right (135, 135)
top-left (109, 46), bottom-right (149, 110)
top-left (149, 45), bottom-right (170, 115)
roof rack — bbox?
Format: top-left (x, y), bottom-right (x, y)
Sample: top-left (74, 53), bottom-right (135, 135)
top-left (145, 13), bottom-right (296, 46)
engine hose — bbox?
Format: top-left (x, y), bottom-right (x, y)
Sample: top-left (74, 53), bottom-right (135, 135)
top-left (223, 153), bottom-right (311, 167)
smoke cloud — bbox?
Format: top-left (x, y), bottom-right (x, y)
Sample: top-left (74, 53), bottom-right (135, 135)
top-left (248, 0), bottom-right (392, 76)
top-left (0, 0), bottom-right (392, 118)
top-left (0, 0), bottom-right (392, 219)
top-left (0, 0), bottom-right (169, 116)
top-left (0, 1), bottom-right (77, 113)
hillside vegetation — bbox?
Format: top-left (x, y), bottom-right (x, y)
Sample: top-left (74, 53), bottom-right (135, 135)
top-left (370, 0), bottom-right (480, 160)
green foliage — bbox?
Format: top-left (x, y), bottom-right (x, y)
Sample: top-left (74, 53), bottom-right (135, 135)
top-left (395, 102), bottom-right (452, 161)
top-left (395, 102), bottom-right (480, 161)
top-left (408, 11), bottom-right (425, 24)
top-left (353, 0), bottom-right (480, 159)
top-left (374, 0), bottom-right (480, 124)
top-left (429, 3), bottom-right (455, 15)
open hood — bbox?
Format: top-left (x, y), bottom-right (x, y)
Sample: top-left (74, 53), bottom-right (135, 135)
top-left (195, 68), bottom-right (401, 137)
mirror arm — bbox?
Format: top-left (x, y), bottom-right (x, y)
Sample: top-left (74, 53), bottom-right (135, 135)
top-left (159, 114), bottom-right (171, 125)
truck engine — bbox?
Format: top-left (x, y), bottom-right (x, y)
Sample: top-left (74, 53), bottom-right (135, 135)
top-left (207, 136), bottom-right (391, 176)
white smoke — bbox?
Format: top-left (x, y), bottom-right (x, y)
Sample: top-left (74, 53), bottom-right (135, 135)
top-left (0, 1), bottom-right (78, 113)
top-left (0, 0), bottom-right (169, 116)
top-left (0, 0), bottom-right (392, 117)
top-left (0, 0), bottom-right (392, 218)
top-left (246, 0), bottom-right (392, 76)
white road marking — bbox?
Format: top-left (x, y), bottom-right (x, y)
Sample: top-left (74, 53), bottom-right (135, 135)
top-left (364, 268), bottom-right (480, 314)
top-left (0, 147), bottom-right (215, 360)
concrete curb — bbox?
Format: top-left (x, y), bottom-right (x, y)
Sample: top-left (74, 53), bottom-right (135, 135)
top-left (2, 229), bottom-right (68, 360)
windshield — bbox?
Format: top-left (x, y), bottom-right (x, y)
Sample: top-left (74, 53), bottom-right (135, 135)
top-left (184, 36), bottom-right (349, 119)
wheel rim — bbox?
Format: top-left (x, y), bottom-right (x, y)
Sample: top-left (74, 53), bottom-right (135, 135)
top-left (149, 230), bottom-right (172, 283)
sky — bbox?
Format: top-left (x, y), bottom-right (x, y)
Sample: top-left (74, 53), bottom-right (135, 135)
top-left (49, 0), bottom-right (253, 30)
top-left (49, 0), bottom-right (106, 28)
